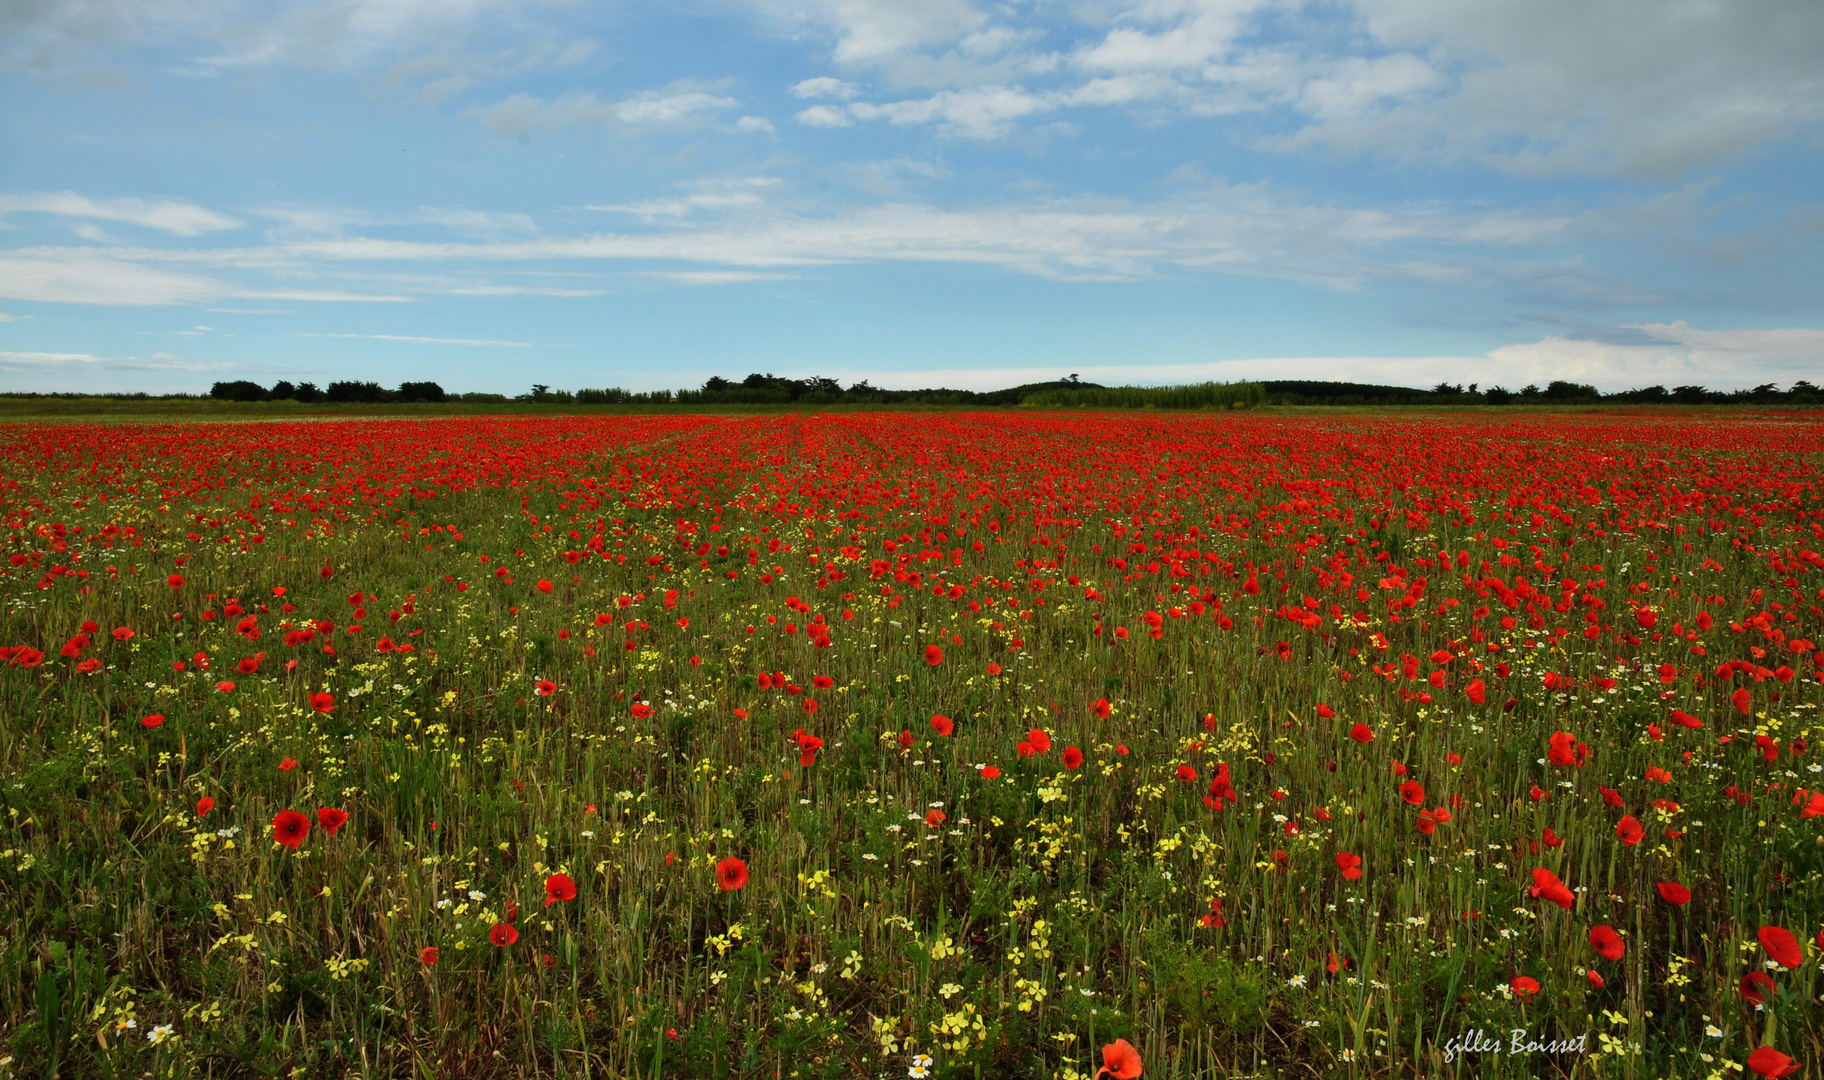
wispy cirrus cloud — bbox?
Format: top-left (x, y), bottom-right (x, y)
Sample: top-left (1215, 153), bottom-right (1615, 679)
top-left (473, 84), bottom-right (739, 135)
top-left (0, 348), bottom-right (230, 371)
top-left (0, 192), bottom-right (241, 236)
top-left (0, 179), bottom-right (1593, 304)
top-left (0, 249), bottom-right (417, 305)
top-left (296, 331), bottom-right (541, 347)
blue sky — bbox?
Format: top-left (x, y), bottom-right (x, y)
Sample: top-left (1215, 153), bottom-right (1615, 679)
top-left (2, 0), bottom-right (1821, 395)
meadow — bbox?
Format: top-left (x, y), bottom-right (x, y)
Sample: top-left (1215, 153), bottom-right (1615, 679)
top-left (1, 410), bottom-right (1822, 1080)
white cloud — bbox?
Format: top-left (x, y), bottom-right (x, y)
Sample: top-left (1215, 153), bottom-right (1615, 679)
top-left (1071, 0), bottom-right (1273, 74)
top-left (636, 271), bottom-right (800, 285)
top-left (188, 182), bottom-right (1573, 285)
top-left (0, 312), bottom-right (29, 321)
top-left (587, 177), bottom-right (783, 220)
top-left (795, 104), bottom-right (854, 127)
top-left (747, 0), bottom-right (1823, 175)
top-left (0, 251), bottom-right (237, 305)
top-left (298, 332), bottom-right (539, 347)
top-left (0, 250), bottom-right (417, 305)
top-left (3, 0), bottom-right (542, 76)
top-left (473, 86), bottom-right (737, 134)
top-left (0, 192), bottom-right (241, 236)
top-left (735, 115), bottom-right (777, 132)
top-left (1294, 53), bottom-right (1438, 122)
top-left (413, 207), bottom-right (539, 237)
top-left (0, 349), bottom-right (229, 372)
top-left (444, 284), bottom-right (603, 296)
top-left (3, 183), bottom-right (1752, 307)
top-left (845, 322), bottom-right (1824, 392)
top-left (1060, 72), bottom-right (1184, 108)
top-left (791, 76), bottom-right (860, 99)
top-left (849, 85), bottom-right (1051, 138)
top-left (754, 0), bottom-right (987, 65)
top-left (616, 88), bottom-right (739, 125)
top-left (846, 156), bottom-right (950, 194)
top-left (1485, 321), bottom-right (1824, 390)
top-left (1288, 0), bottom-right (1824, 177)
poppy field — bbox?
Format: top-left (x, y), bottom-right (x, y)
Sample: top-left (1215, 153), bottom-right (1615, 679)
top-left (4, 409), bottom-right (1824, 1079)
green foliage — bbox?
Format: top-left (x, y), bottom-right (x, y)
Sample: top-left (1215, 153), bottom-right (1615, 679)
top-left (1020, 381), bottom-right (1266, 410)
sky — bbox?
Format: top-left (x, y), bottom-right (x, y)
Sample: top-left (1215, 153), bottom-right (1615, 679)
top-left (1, 0), bottom-right (1821, 396)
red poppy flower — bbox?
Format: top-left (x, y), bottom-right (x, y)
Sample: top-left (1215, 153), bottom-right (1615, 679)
top-left (1399, 780), bottom-right (1424, 805)
top-left (898, 730), bottom-right (915, 749)
top-left (1589, 925), bottom-right (1624, 961)
top-left (196, 796), bottom-right (215, 817)
top-left (1465, 679), bottom-right (1486, 705)
top-left (1615, 815), bottom-right (1644, 846)
top-left (1316, 704), bottom-right (1334, 719)
top-left (490, 922), bottom-right (519, 947)
top-left (1093, 698), bottom-right (1111, 719)
top-left (272, 809), bottom-right (310, 851)
top-left (979, 765), bottom-right (1001, 779)
top-left (317, 807), bottom-right (349, 837)
top-left (1348, 723), bottom-right (1373, 743)
top-left (420, 946), bottom-right (440, 966)
top-left (1748, 1047), bottom-right (1801, 1078)
top-left (985, 662), bottom-right (1002, 675)
top-left (1656, 881), bottom-right (1691, 905)
top-left (1510, 976), bottom-right (1539, 1000)
top-left (1668, 710), bottom-right (1702, 729)
top-left (1027, 729), bottom-right (1051, 754)
top-left (536, 579), bottom-right (554, 594)
top-left (1529, 868), bottom-right (1574, 909)
top-left (631, 702), bottom-right (653, 720)
top-left (716, 857), bottom-right (749, 892)
top-left (1335, 853), bottom-right (1363, 880)
top-left (925, 809), bottom-right (946, 828)
top-left (1062, 746), bottom-right (1084, 770)
top-left (536, 680), bottom-right (557, 697)
top-left (924, 644), bottom-right (943, 665)
top-left (279, 757), bottom-right (299, 771)
top-left (545, 873), bottom-right (577, 906)
top-left (216, 681), bottom-right (236, 693)
top-left (309, 692), bottom-right (335, 713)
top-left (1115, 744), bottom-right (1128, 755)
top-left (141, 714), bottom-right (165, 729)
top-left (930, 714), bottom-right (954, 736)
top-left (1741, 970), bottom-right (1775, 1005)
top-left (1095, 1038), bottom-right (1141, 1079)
top-left (1587, 970), bottom-right (1605, 989)
top-left (812, 675), bottom-right (834, 689)
top-left (167, 574), bottom-right (185, 589)
top-left (1176, 764), bottom-right (1197, 783)
top-left (113, 626), bottom-right (134, 642)
top-left (1760, 925), bottom-right (1803, 968)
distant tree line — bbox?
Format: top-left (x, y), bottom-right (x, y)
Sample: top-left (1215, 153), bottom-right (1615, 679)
top-left (46, 374), bottom-right (1820, 411)
top-left (208, 380), bottom-right (510, 404)
top-left (1264, 379), bottom-right (1823, 406)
